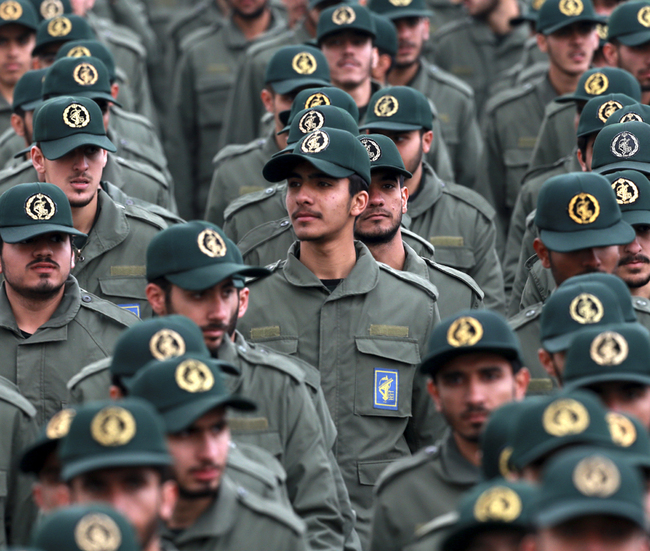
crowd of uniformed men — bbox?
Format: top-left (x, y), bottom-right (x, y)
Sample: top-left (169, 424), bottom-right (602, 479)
top-left (6, 0), bottom-right (650, 550)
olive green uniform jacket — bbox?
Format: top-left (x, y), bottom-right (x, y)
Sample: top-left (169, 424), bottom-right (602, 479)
top-left (0, 95), bottom-right (11, 141)
top-left (368, 431), bottom-right (479, 551)
top-left (239, 241), bottom-right (443, 548)
top-left (161, 475), bottom-right (308, 551)
top-left (527, 99), bottom-right (575, 172)
top-left (0, 277), bottom-right (137, 424)
top-left (490, 35), bottom-right (548, 97)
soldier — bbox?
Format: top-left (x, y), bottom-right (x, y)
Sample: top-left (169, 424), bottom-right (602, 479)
top-left (360, 86), bottom-right (506, 312)
top-left (370, 14), bottom-right (397, 86)
top-left (369, 309), bottom-right (530, 551)
top-left (0, 182), bottom-right (137, 424)
top-left (31, 14), bottom-right (95, 67)
top-left (129, 356), bottom-right (310, 551)
top-left (369, 0), bottom-right (483, 190)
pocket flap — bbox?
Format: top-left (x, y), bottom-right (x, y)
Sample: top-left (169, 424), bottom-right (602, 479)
top-left (98, 277), bottom-right (147, 300)
top-left (431, 246), bottom-right (476, 270)
top-left (504, 147), bottom-right (533, 167)
top-left (358, 460), bottom-right (394, 486)
top-left (355, 337), bottom-right (420, 364)
top-left (248, 336), bottom-right (299, 356)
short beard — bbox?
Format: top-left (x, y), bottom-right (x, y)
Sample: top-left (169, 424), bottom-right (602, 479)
top-left (1, 257), bottom-right (66, 301)
top-left (69, 188), bottom-right (97, 209)
top-left (355, 218), bottom-right (401, 246)
top-left (232, 4), bottom-right (266, 20)
top-left (177, 485), bottom-right (219, 500)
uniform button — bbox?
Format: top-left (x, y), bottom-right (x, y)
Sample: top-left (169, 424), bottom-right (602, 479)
top-left (525, 309), bottom-right (536, 317)
top-left (637, 298), bottom-right (647, 306)
top-left (238, 345), bottom-right (246, 353)
top-left (237, 487), bottom-right (247, 497)
top-left (280, 220), bottom-right (289, 227)
top-left (82, 295), bottom-right (92, 303)
top-left (265, 188), bottom-right (273, 194)
top-left (126, 199), bottom-right (134, 205)
top-left (120, 139), bottom-right (127, 145)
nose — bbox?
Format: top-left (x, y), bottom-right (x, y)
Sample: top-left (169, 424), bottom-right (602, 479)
top-left (205, 294), bottom-right (230, 323)
top-left (72, 151), bottom-right (89, 171)
top-left (580, 248), bottom-right (602, 268)
top-left (465, 377), bottom-right (486, 406)
top-left (368, 187), bottom-right (385, 207)
top-left (624, 236), bottom-right (643, 254)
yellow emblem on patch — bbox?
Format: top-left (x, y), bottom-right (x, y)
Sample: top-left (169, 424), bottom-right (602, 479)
top-left (611, 130), bottom-right (640, 158)
top-left (559, 0), bottom-right (583, 15)
top-left (304, 92), bottom-right (330, 108)
top-left (0, 0), bottom-right (21, 20)
top-left (374, 95), bottom-right (399, 117)
top-left (175, 359), bottom-right (215, 393)
top-left (569, 293), bottom-right (604, 324)
top-left (149, 329), bottom-right (186, 360)
top-left (607, 412), bottom-right (637, 447)
top-left (573, 456), bottom-right (621, 497)
top-left (292, 52), bottom-right (317, 74)
top-left (67, 45), bottom-right (92, 58)
top-left (389, 0), bottom-right (413, 5)
top-left (568, 192), bottom-right (600, 225)
top-left (447, 316), bottom-right (483, 347)
top-left (598, 100), bottom-right (623, 123)
top-left (639, 5), bottom-right (650, 27)
top-left (48, 15), bottom-right (72, 36)
top-left (332, 5), bottom-right (356, 24)
top-left (75, 513), bottom-right (122, 551)
top-left (596, 23), bottom-right (607, 40)
top-left (301, 129), bottom-right (330, 154)
top-left (46, 408), bottom-right (75, 439)
top-left (543, 398), bottom-right (590, 436)
top-left (612, 177), bottom-right (639, 204)
top-left (63, 103), bottom-right (90, 128)
top-left (473, 487), bottom-right (522, 522)
top-left (91, 407), bottom-right (136, 447)
top-left (499, 447), bottom-right (514, 479)
top-left (298, 110), bottom-right (325, 134)
top-left (25, 192), bottom-right (56, 220)
top-left (73, 62), bottom-right (98, 86)
top-left (590, 331), bottom-right (628, 366)
top-left (584, 72), bottom-right (609, 95)
top-left (360, 137), bottom-right (382, 162)
top-left (41, 0), bottom-right (64, 19)
top-left (621, 112), bottom-right (644, 123)
top-left (197, 228), bottom-right (227, 258)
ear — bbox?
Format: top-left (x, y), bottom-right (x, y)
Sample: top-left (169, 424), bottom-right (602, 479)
top-left (31, 145), bottom-right (46, 177)
top-left (533, 237), bottom-right (551, 269)
top-left (514, 367), bottom-right (530, 399)
top-left (576, 146), bottom-right (588, 171)
top-left (69, 241), bottom-right (76, 270)
top-left (100, 147), bottom-right (108, 168)
top-left (421, 130), bottom-right (434, 154)
top-left (260, 88), bottom-right (275, 115)
top-left (536, 33), bottom-right (548, 53)
top-left (427, 378), bottom-right (443, 412)
top-left (538, 348), bottom-right (560, 384)
top-left (371, 47), bottom-right (379, 70)
top-left (10, 113), bottom-right (25, 138)
top-left (159, 480), bottom-right (178, 522)
top-left (109, 385), bottom-right (123, 400)
top-left (401, 185), bottom-right (409, 214)
top-left (422, 17), bottom-right (430, 40)
top-left (601, 42), bottom-right (618, 66)
top-left (238, 287), bottom-right (250, 319)
top-left (351, 190), bottom-right (369, 216)
top-left (146, 283), bottom-right (168, 316)
top-left (110, 83), bottom-right (120, 100)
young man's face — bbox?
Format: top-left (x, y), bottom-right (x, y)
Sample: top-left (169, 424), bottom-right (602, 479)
top-left (466, 530), bottom-right (527, 551)
top-left (587, 381), bottom-right (650, 430)
top-left (394, 17), bottom-right (429, 68)
top-left (604, 41), bottom-right (650, 92)
top-left (229, 0), bottom-right (268, 19)
top-left (370, 129), bottom-right (429, 177)
top-left (320, 30), bottom-right (374, 90)
top-left (0, 24), bottom-right (35, 90)
top-left (463, 0), bottom-right (499, 19)
top-left (538, 22), bottom-right (598, 78)
top-left (615, 224), bottom-right (650, 290)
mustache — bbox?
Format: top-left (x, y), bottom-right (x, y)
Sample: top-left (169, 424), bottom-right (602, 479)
top-left (200, 323), bottom-right (229, 332)
top-left (460, 405), bottom-right (489, 420)
top-left (28, 257), bottom-right (59, 268)
top-left (360, 208), bottom-right (392, 219)
top-left (291, 209), bottom-right (322, 220)
top-left (618, 254), bottom-right (650, 266)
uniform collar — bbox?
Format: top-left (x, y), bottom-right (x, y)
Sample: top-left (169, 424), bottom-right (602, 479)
top-left (404, 162), bottom-right (444, 221)
top-left (401, 242), bottom-right (428, 279)
top-left (438, 430), bottom-right (481, 484)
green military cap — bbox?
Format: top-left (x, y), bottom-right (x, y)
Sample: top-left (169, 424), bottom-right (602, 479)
top-left (540, 281), bottom-right (626, 353)
top-left (556, 67), bottom-right (641, 104)
top-left (534, 172), bottom-right (634, 252)
top-left (317, 3), bottom-right (376, 44)
top-left (56, 39), bottom-right (117, 83)
top-left (534, 446), bottom-right (645, 528)
top-left (602, 102), bottom-right (650, 125)
top-left (283, 105), bottom-right (359, 148)
top-left (576, 93), bottom-right (638, 138)
top-left (280, 86), bottom-right (359, 129)
top-left (607, 0), bottom-right (650, 46)
top-left (510, 0), bottom-right (543, 26)
top-left (604, 169), bottom-right (650, 226)
top-left (19, 407), bottom-right (76, 474)
top-left (58, 397), bottom-right (172, 481)
top-left (264, 45), bottom-right (330, 95)
top-left (147, 221), bottom-right (270, 291)
top-left (32, 504), bottom-right (139, 551)
top-left (33, 95), bottom-right (116, 160)
top-left (43, 56), bottom-right (120, 106)
top-left (357, 133), bottom-right (412, 178)
top-left (371, 14), bottom-right (397, 57)
top-left (564, 322), bottom-right (650, 390)
top-left (558, 273), bottom-right (636, 321)
top-left (29, 0), bottom-right (71, 21)
top-left (0, 181), bottom-right (86, 242)
top-left (480, 401), bottom-right (525, 480)
top-left (368, 0), bottom-right (431, 21)
top-left (32, 13), bottom-right (95, 57)
top-left (509, 390), bottom-right (614, 471)
top-left (360, 86), bottom-right (433, 131)
top-left (12, 68), bottom-right (46, 112)
top-left (607, 411), bottom-right (650, 472)
top-left (420, 309), bottom-right (524, 376)
top-left (536, 0), bottom-right (601, 35)
top-left (592, 121), bottom-right (650, 174)
top-left (440, 480), bottom-right (536, 551)
top-left (264, 126), bottom-right (372, 183)
top-left (129, 355), bottom-right (256, 433)
top-left (0, 0), bottom-right (38, 30)
top-left (309, 0), bottom-right (344, 9)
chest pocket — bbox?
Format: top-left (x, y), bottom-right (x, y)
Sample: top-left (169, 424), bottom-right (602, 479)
top-left (504, 148), bottom-right (533, 209)
top-left (354, 337), bottom-right (420, 418)
top-left (247, 335), bottom-right (299, 357)
top-left (98, 276), bottom-right (147, 317)
top-left (196, 73), bottom-right (235, 130)
top-left (229, 417), bottom-right (284, 461)
top-left (431, 245), bottom-right (476, 271)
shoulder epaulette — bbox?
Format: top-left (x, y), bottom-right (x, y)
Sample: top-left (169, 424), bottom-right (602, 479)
top-left (0, 158), bottom-right (32, 181)
top-left (508, 302), bottom-right (542, 330)
top-left (123, 202), bottom-right (168, 230)
top-left (413, 512), bottom-right (460, 539)
top-left (265, 258), bottom-right (285, 272)
top-left (212, 138), bottom-right (266, 167)
top-left (378, 263), bottom-right (439, 301)
top-left (245, 27), bottom-right (295, 58)
top-left (115, 156), bottom-right (169, 189)
top-left (0, 127), bottom-right (15, 147)
top-left (375, 446), bottom-right (439, 492)
top-left (237, 487), bottom-right (306, 535)
top-left (237, 217), bottom-right (292, 256)
top-left (224, 184), bottom-right (282, 220)
top-left (228, 442), bottom-right (284, 489)
top-left (545, 98), bottom-right (573, 117)
top-left (431, 18), bottom-right (468, 40)
top-left (401, 227), bottom-right (435, 256)
top-left (236, 341), bottom-right (306, 384)
top-left (179, 21), bottom-right (221, 53)
top-left (0, 376), bottom-right (35, 417)
top-left (422, 257), bottom-right (484, 299)
top-left (101, 29), bottom-right (147, 58)
top-left (424, 64), bottom-right (474, 98)
top-left (77, 289), bottom-right (139, 326)
top-left (633, 296), bottom-right (650, 314)
top-left (441, 182), bottom-right (496, 219)
top-left (67, 357), bottom-right (111, 390)
top-left (111, 106), bottom-right (156, 131)
top-left (522, 154), bottom-right (572, 184)
top-left (484, 78), bottom-right (541, 114)
top-left (168, 1), bottom-right (213, 38)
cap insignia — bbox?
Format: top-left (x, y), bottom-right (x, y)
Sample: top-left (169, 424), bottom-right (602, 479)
top-left (612, 177), bottom-right (639, 204)
top-left (292, 52), bottom-right (317, 74)
top-left (46, 408), bottom-right (75, 439)
top-left (611, 130), bottom-right (640, 158)
top-left (360, 137), bottom-right (382, 162)
top-left (590, 330), bottom-right (628, 365)
top-left (0, 1), bottom-right (22, 20)
top-left (41, 0), bottom-right (64, 19)
top-left (473, 487), bottom-right (522, 522)
top-left (543, 398), bottom-right (590, 436)
top-left (584, 73), bottom-right (608, 95)
top-left (532, 0), bottom-right (546, 9)
top-left (569, 293), bottom-right (604, 324)
top-left (300, 129), bottom-right (330, 153)
top-left (197, 228), bottom-right (227, 258)
top-left (447, 316), bottom-right (483, 347)
top-left (332, 5), bottom-right (355, 25)
top-left (598, 100), bottom-right (623, 123)
top-left (573, 455), bottom-right (621, 497)
top-left (47, 15), bottom-right (72, 36)
top-left (374, 95), bottom-right (399, 117)
top-left (639, 5), bottom-right (650, 27)
top-left (559, 0), bottom-right (583, 16)
top-left (596, 23), bottom-right (607, 39)
top-left (73, 62), bottom-right (98, 86)
top-left (63, 103), bottom-right (90, 128)
top-left (607, 412), bottom-right (637, 447)
top-left (304, 92), bottom-right (330, 108)
top-left (175, 359), bottom-right (214, 393)
top-left (67, 45), bottom-right (91, 58)
top-left (91, 407), bottom-right (136, 447)
top-left (25, 192), bottom-right (56, 220)
top-left (389, 0), bottom-right (413, 5)
top-left (498, 447), bottom-right (514, 479)
top-left (568, 192), bottom-right (600, 224)
top-left (298, 110), bottom-right (325, 134)
top-left (75, 513), bottom-right (122, 551)
top-left (149, 329), bottom-right (186, 360)
top-left (621, 112), bottom-right (644, 123)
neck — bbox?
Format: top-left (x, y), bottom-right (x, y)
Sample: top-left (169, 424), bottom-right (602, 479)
top-left (0, 82), bottom-right (12, 106)
top-left (304, 16), bottom-right (317, 38)
top-left (643, 91), bottom-right (650, 105)
top-left (453, 431), bottom-right (481, 466)
top-left (405, 162), bottom-right (424, 197)
top-left (365, 230), bottom-right (406, 269)
top-left (388, 60), bottom-right (421, 86)
top-left (628, 281), bottom-right (650, 300)
top-left (299, 235), bottom-right (358, 279)
top-left (335, 78), bottom-right (372, 109)
top-left (486, 0), bottom-right (518, 36)
top-left (71, 195), bottom-right (99, 235)
top-left (4, 283), bottom-right (64, 334)
top-left (143, 537), bottom-right (162, 551)
top-left (168, 495), bottom-right (214, 530)
top-left (547, 65), bottom-right (581, 96)
top-left (233, 8), bottom-right (272, 41)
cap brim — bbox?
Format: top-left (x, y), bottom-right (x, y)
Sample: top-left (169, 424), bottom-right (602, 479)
top-left (512, 432), bottom-right (614, 469)
top-left (536, 499), bottom-right (645, 529)
top-left (371, 163), bottom-right (412, 178)
top-left (61, 451), bottom-right (172, 481)
top-left (164, 263), bottom-right (271, 292)
top-left (621, 210), bottom-right (650, 226)
top-left (564, 371), bottom-right (650, 391)
top-left (442, 522), bottom-right (528, 551)
top-left (163, 394), bottom-right (257, 434)
top-left (13, 144), bottom-right (32, 159)
top-left (542, 332), bottom-right (578, 354)
top-left (540, 16), bottom-right (602, 35)
top-left (318, 29), bottom-right (376, 43)
top-left (0, 223), bottom-right (87, 244)
top-left (40, 132), bottom-right (117, 160)
top-left (593, 160), bottom-right (650, 176)
top-left (420, 346), bottom-right (522, 375)
top-left (263, 152), bottom-right (355, 182)
top-left (68, 90), bottom-right (122, 108)
top-left (19, 439), bottom-right (58, 474)
top-left (615, 30), bottom-right (650, 47)
top-left (20, 98), bottom-right (44, 112)
top-left (510, 14), bottom-right (537, 25)
top-left (538, 220), bottom-right (635, 252)
top-left (271, 77), bottom-right (331, 96)
top-left (383, 8), bottom-right (433, 19)
top-left (278, 110), bottom-right (291, 131)
top-left (359, 121), bottom-right (424, 131)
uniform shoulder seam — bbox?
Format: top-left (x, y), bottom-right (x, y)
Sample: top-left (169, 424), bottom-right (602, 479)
top-left (78, 290), bottom-right (140, 326)
top-left (67, 358), bottom-right (111, 390)
top-left (441, 183), bottom-right (496, 218)
top-left (224, 186), bottom-right (280, 219)
top-left (375, 446), bottom-right (439, 492)
top-left (212, 139), bottom-right (265, 166)
top-left (508, 302), bottom-right (542, 329)
top-left (115, 156), bottom-right (169, 188)
top-left (378, 263), bottom-right (439, 300)
top-left (238, 490), bottom-right (306, 535)
top-left (422, 258), bottom-right (484, 298)
top-left (0, 377), bottom-right (35, 417)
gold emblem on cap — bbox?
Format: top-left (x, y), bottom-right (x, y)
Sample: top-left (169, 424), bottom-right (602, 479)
top-left (197, 228), bottom-right (227, 258)
top-left (611, 130), bottom-right (640, 158)
top-left (75, 513), bottom-right (122, 551)
top-left (573, 456), bottom-right (621, 497)
top-left (621, 112), bottom-right (644, 123)
top-left (532, 0), bottom-right (546, 9)
top-left (63, 103), bottom-right (90, 129)
top-left (73, 62), bottom-right (98, 86)
top-left (569, 293), bottom-right (604, 324)
top-left (292, 52), bottom-right (317, 75)
top-left (598, 100), bottom-right (623, 123)
top-left (46, 408), bottom-right (75, 439)
top-left (304, 92), bottom-right (330, 108)
top-left (25, 192), bottom-right (56, 221)
top-left (499, 447), bottom-right (514, 479)
top-left (389, 0), bottom-right (413, 5)
top-left (48, 15), bottom-right (72, 36)
top-left (612, 177), bottom-right (640, 204)
top-left (590, 330), bottom-right (628, 366)
top-left (91, 407), bottom-right (136, 447)
top-left (559, 0), bottom-right (583, 16)
top-left (0, 0), bottom-right (22, 20)
top-left (332, 5), bottom-right (355, 24)
top-left (298, 110), bottom-right (325, 134)
top-left (473, 487), bottom-right (522, 523)
top-left (67, 45), bottom-right (92, 58)
top-left (374, 95), bottom-right (399, 117)
top-left (607, 412), bottom-right (637, 447)
top-left (584, 72), bottom-right (609, 95)
top-left (360, 137), bottom-right (382, 162)
top-left (596, 23), bottom-right (607, 40)
top-left (150, 329), bottom-right (186, 360)
top-left (639, 5), bottom-right (650, 27)
top-left (41, 0), bottom-right (64, 19)
top-left (300, 129), bottom-right (330, 154)
top-left (447, 316), bottom-right (483, 347)
top-left (543, 398), bottom-right (590, 436)
top-left (568, 192), bottom-right (600, 225)
top-left (175, 359), bottom-right (215, 393)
